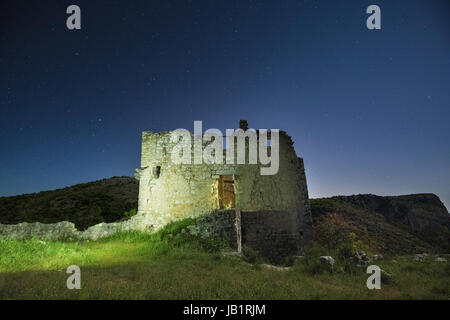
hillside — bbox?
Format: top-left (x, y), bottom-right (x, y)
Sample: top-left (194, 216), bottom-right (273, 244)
top-left (0, 177), bottom-right (448, 253)
top-left (0, 177), bottom-right (138, 230)
top-left (310, 195), bottom-right (449, 253)
top-left (333, 194), bottom-right (450, 251)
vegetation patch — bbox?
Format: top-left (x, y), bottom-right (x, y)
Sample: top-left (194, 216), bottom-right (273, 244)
top-left (0, 217), bottom-right (449, 300)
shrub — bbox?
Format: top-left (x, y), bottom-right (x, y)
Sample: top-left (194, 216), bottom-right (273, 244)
top-left (349, 232), bottom-right (369, 253)
top-left (299, 244), bottom-right (330, 274)
top-left (314, 213), bottom-right (354, 251)
top-left (242, 246), bottom-right (263, 264)
top-left (123, 208), bottom-right (137, 218)
top-left (314, 212), bottom-right (374, 253)
top-left (283, 255), bottom-right (296, 267)
top-left (336, 242), bottom-right (356, 273)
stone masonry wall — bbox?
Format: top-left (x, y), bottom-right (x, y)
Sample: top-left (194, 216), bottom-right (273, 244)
top-left (241, 210), bottom-right (311, 264)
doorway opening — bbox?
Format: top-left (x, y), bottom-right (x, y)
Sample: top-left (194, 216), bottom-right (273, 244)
top-left (218, 175), bottom-right (235, 209)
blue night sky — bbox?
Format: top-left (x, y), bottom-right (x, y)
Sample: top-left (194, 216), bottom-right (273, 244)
top-left (1, 0), bottom-right (449, 209)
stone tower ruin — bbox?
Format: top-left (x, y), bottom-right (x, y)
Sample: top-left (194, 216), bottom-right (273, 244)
top-left (137, 121), bottom-right (314, 261)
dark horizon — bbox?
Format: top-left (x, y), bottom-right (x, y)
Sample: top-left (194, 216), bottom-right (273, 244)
top-left (1, 0), bottom-right (449, 209)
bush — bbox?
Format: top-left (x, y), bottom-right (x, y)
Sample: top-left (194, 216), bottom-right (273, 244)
top-left (123, 208), bottom-right (137, 218)
top-left (349, 232), bottom-right (369, 253)
top-left (283, 255), bottom-right (296, 267)
top-left (336, 242), bottom-right (356, 273)
top-left (242, 246), bottom-right (263, 264)
top-left (299, 244), bottom-right (330, 274)
top-left (314, 213), bottom-right (354, 251)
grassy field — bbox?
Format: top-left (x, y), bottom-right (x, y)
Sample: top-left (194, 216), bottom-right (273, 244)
top-left (0, 221), bottom-right (448, 300)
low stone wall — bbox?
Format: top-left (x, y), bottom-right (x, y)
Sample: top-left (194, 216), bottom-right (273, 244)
top-left (0, 221), bottom-right (80, 241)
top-left (0, 212), bottom-right (156, 241)
top-left (241, 210), bottom-right (310, 264)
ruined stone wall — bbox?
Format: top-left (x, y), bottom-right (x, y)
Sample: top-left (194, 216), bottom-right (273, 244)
top-left (240, 210), bottom-right (308, 263)
top-left (0, 211), bottom-right (156, 241)
top-left (138, 129), bottom-right (313, 241)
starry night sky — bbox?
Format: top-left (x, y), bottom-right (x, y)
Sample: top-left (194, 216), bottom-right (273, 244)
top-left (1, 0), bottom-right (449, 209)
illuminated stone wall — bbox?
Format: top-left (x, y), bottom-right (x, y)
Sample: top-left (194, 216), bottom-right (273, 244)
top-left (137, 127), bottom-right (313, 245)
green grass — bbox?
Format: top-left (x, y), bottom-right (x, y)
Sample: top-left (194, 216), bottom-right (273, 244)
top-left (0, 221), bottom-right (449, 300)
